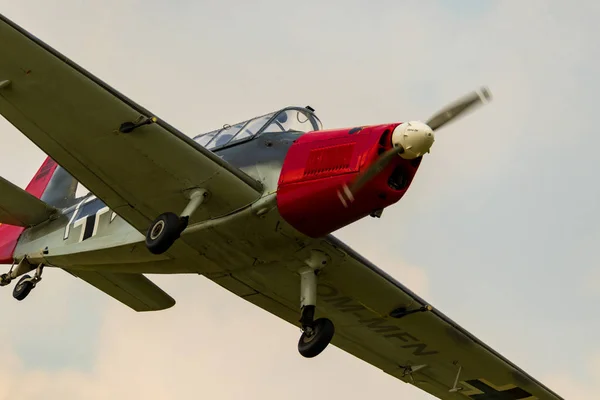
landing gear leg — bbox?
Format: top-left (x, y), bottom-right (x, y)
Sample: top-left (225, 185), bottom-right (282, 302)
top-left (145, 189), bottom-right (208, 255)
top-left (1, 258), bottom-right (36, 287)
top-left (297, 267), bottom-right (335, 358)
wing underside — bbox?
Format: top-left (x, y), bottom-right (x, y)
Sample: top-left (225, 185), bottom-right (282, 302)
top-left (210, 235), bottom-right (564, 400)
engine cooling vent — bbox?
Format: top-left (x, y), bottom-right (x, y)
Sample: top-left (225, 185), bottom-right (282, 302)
top-left (304, 143), bottom-right (355, 177)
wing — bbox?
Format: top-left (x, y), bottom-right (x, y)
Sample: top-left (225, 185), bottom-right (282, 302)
top-left (0, 175), bottom-right (58, 227)
top-left (317, 236), bottom-right (563, 399)
top-left (67, 270), bottom-right (175, 312)
top-left (217, 235), bottom-right (563, 400)
top-left (0, 14), bottom-right (262, 235)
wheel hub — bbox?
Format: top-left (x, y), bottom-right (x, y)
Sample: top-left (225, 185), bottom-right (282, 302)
top-left (150, 220), bottom-right (165, 240)
top-left (302, 327), bottom-right (316, 343)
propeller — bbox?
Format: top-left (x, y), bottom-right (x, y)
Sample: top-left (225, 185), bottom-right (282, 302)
top-left (425, 86), bottom-right (492, 131)
top-left (338, 86), bottom-right (492, 207)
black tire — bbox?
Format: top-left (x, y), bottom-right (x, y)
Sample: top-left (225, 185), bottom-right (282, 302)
top-left (13, 275), bottom-right (34, 301)
top-left (145, 212), bottom-right (185, 255)
top-left (298, 318), bottom-right (335, 358)
top-left (0, 273), bottom-right (10, 286)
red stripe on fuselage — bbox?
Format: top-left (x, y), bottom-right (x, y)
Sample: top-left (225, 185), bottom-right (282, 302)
top-left (0, 157), bottom-right (58, 264)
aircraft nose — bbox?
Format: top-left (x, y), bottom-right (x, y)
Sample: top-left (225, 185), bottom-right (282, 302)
top-left (392, 121), bottom-right (435, 159)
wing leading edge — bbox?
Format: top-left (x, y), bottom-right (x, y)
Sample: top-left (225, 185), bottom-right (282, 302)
top-left (0, 14), bottom-right (262, 236)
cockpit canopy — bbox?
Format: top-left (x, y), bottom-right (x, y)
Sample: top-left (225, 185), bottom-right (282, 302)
top-left (193, 106), bottom-right (322, 150)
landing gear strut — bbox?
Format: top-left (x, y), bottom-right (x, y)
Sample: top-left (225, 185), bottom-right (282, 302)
top-left (297, 253), bottom-right (335, 358)
top-left (145, 189), bottom-right (208, 255)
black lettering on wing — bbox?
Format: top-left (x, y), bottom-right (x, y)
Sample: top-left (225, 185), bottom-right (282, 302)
top-left (327, 297), bottom-right (365, 313)
top-left (401, 343), bottom-right (438, 356)
top-left (358, 318), bottom-right (401, 334)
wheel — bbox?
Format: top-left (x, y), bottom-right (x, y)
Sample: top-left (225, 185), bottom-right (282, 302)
top-left (0, 273), bottom-right (11, 287)
top-left (13, 275), bottom-right (34, 301)
top-left (145, 212), bottom-right (186, 255)
top-left (298, 318), bottom-right (335, 358)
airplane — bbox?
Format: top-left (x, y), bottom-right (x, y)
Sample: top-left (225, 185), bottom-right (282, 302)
top-left (0, 13), bottom-right (563, 400)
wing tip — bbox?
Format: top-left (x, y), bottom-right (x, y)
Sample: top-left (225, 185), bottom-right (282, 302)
top-left (134, 296), bottom-right (176, 312)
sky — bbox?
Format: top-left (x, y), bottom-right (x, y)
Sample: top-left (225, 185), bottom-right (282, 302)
top-left (0, 1), bottom-right (599, 399)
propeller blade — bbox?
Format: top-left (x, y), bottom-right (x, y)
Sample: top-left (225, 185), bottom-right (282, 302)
top-left (349, 147), bottom-right (403, 194)
top-left (338, 86), bottom-right (493, 208)
top-left (425, 87), bottom-right (492, 131)
top-left (338, 146), bottom-right (404, 207)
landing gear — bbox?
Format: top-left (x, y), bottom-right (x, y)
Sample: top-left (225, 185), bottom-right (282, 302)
top-left (297, 252), bottom-right (335, 358)
top-left (13, 274), bottom-right (35, 301)
top-left (145, 189), bottom-right (208, 255)
top-left (0, 273), bottom-right (11, 287)
top-left (298, 314), bottom-right (335, 358)
top-left (145, 212), bottom-right (187, 255)
top-left (5, 261), bottom-right (43, 301)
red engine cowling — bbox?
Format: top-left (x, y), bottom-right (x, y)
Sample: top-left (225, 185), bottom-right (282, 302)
top-left (276, 123), bottom-right (422, 237)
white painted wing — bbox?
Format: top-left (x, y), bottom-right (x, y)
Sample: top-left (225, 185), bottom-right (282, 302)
top-left (220, 235), bottom-right (564, 400)
top-left (0, 175), bottom-right (58, 227)
top-left (0, 14), bottom-right (262, 235)
top-left (67, 270), bottom-right (175, 312)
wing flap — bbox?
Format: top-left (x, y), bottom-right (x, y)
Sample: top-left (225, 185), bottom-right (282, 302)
top-left (0, 14), bottom-right (262, 235)
top-left (0, 175), bottom-right (57, 227)
top-left (68, 270), bottom-right (175, 312)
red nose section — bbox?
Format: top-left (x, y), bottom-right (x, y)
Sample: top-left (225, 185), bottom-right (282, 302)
top-left (276, 124), bottom-right (421, 237)
top-left (0, 157), bottom-right (58, 264)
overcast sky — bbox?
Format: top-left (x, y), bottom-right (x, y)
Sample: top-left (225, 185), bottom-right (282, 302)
top-left (0, 1), bottom-right (599, 399)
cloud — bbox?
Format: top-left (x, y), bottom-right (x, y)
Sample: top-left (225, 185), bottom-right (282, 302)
top-left (0, 275), bottom-right (433, 400)
top-left (543, 353), bottom-right (600, 400)
top-left (0, 1), bottom-right (598, 400)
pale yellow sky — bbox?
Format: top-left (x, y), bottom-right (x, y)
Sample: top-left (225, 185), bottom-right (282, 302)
top-left (1, 1), bottom-right (599, 399)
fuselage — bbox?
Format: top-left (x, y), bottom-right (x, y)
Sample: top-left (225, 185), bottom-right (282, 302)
top-left (11, 111), bottom-right (422, 277)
